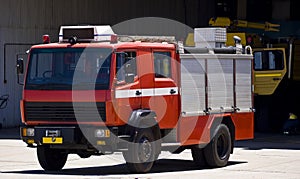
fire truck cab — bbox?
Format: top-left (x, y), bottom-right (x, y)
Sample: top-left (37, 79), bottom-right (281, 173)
top-left (19, 25), bottom-right (254, 173)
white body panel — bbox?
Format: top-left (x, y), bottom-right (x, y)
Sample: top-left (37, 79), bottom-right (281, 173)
top-left (235, 58), bottom-right (253, 112)
top-left (207, 58), bottom-right (234, 113)
top-left (180, 58), bottom-right (206, 116)
top-left (180, 53), bottom-right (253, 116)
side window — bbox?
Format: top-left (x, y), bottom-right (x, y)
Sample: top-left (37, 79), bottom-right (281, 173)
top-left (154, 52), bottom-right (171, 78)
top-left (254, 50), bottom-right (284, 71)
top-left (254, 52), bottom-right (263, 70)
top-left (116, 51), bottom-right (137, 82)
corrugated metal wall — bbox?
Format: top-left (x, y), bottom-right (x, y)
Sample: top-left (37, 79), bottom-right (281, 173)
top-left (0, 0), bottom-right (214, 128)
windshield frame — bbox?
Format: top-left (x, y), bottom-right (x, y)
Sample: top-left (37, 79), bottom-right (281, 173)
top-left (25, 47), bottom-right (113, 90)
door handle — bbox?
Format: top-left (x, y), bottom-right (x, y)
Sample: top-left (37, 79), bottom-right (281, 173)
top-left (170, 89), bottom-right (176, 94)
top-left (273, 77), bottom-right (281, 81)
top-left (135, 91), bottom-right (142, 96)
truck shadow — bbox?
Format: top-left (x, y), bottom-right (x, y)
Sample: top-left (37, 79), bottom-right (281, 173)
top-left (235, 133), bottom-right (300, 150)
top-left (3, 159), bottom-right (245, 176)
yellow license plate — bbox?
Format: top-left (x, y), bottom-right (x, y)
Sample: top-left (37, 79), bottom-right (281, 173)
top-left (42, 137), bottom-right (63, 144)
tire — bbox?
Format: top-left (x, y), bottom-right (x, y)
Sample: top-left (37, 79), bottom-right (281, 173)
top-left (123, 128), bottom-right (156, 173)
top-left (191, 147), bottom-right (207, 168)
top-left (37, 145), bottom-right (68, 171)
top-left (204, 124), bottom-right (231, 167)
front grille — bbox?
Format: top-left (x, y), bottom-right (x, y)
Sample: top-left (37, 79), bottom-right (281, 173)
top-left (24, 102), bottom-right (106, 122)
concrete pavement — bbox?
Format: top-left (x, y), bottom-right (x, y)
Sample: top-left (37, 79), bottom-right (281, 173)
top-left (0, 128), bottom-right (300, 178)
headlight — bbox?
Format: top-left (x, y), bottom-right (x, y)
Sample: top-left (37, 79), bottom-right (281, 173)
top-left (95, 129), bottom-right (105, 138)
top-left (22, 128), bottom-right (35, 137)
top-left (95, 129), bottom-right (110, 138)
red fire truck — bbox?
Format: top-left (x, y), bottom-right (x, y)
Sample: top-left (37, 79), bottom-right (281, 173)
top-left (18, 25), bottom-right (254, 173)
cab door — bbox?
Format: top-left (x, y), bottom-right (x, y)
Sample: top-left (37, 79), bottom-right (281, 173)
top-left (151, 50), bottom-right (179, 129)
top-left (113, 51), bottom-right (141, 123)
top-left (253, 48), bottom-right (286, 95)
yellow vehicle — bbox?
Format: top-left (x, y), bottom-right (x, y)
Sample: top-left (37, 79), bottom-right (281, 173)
top-left (252, 40), bottom-right (300, 132)
top-left (186, 17), bottom-right (279, 47)
top-left (208, 17), bottom-right (280, 32)
top-left (186, 17), bottom-right (300, 132)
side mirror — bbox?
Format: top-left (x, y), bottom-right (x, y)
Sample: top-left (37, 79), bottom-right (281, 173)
top-left (17, 58), bottom-right (24, 74)
top-left (16, 58), bottom-right (24, 85)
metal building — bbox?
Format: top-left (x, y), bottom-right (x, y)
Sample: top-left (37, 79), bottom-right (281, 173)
top-left (1, 0), bottom-right (297, 128)
top-left (0, 0), bottom-right (215, 128)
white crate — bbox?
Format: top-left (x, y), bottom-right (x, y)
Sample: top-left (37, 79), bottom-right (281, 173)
top-left (194, 28), bottom-right (227, 43)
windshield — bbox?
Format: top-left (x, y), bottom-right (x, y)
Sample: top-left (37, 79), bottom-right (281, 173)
top-left (25, 48), bottom-right (112, 90)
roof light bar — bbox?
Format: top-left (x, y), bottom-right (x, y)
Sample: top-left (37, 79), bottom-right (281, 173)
top-left (59, 25), bottom-right (114, 43)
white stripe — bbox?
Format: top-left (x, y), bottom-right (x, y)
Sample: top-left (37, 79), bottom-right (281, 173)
top-left (115, 87), bottom-right (178, 99)
top-left (142, 89), bottom-right (154, 97)
top-left (115, 89), bottom-right (139, 98)
top-left (154, 87), bottom-right (178, 96)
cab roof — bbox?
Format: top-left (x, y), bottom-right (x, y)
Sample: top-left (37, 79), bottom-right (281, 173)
top-left (31, 41), bottom-right (176, 51)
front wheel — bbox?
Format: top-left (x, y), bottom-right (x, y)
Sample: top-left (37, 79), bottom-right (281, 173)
top-left (191, 147), bottom-right (207, 168)
top-left (37, 145), bottom-right (68, 171)
top-left (203, 124), bottom-right (231, 167)
top-left (123, 128), bottom-right (157, 173)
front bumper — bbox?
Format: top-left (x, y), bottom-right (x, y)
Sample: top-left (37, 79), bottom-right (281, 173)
top-left (20, 126), bottom-right (127, 152)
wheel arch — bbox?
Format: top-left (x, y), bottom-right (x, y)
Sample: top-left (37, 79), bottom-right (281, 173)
top-left (126, 109), bottom-right (161, 141)
top-left (221, 116), bottom-right (235, 154)
top-left (210, 116), bottom-right (235, 154)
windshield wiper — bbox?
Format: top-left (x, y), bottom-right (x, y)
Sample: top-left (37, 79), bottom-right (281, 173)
top-left (72, 82), bottom-right (108, 90)
top-left (29, 83), bottom-right (72, 90)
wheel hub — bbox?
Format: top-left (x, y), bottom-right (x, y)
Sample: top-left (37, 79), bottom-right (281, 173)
top-left (139, 138), bottom-right (152, 162)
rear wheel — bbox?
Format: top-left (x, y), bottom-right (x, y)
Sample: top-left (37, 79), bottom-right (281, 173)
top-left (123, 128), bottom-right (156, 173)
top-left (37, 145), bottom-right (68, 171)
top-left (204, 124), bottom-right (231, 167)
